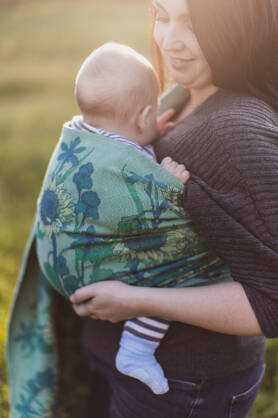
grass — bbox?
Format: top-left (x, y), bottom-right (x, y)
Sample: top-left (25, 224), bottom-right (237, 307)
top-left (0, 1), bottom-right (278, 417)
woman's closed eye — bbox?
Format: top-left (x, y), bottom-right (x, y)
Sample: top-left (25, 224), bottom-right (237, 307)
top-left (152, 2), bottom-right (169, 23)
top-left (155, 12), bottom-right (169, 23)
top-left (182, 17), bottom-right (193, 31)
top-left (153, 8), bottom-right (169, 23)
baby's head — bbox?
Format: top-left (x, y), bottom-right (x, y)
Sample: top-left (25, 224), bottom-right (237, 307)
top-left (75, 43), bottom-right (159, 146)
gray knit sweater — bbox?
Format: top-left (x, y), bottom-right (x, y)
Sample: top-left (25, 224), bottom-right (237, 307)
top-left (83, 88), bottom-right (269, 380)
top-left (156, 88), bottom-right (278, 338)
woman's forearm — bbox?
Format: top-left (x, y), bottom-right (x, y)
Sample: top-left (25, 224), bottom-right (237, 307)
top-left (132, 281), bottom-right (263, 336)
top-left (71, 280), bottom-right (263, 336)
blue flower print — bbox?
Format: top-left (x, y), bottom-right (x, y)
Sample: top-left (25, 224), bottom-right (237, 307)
top-left (123, 231), bottom-right (166, 252)
top-left (56, 255), bottom-right (69, 277)
top-left (58, 137), bottom-right (86, 170)
top-left (87, 225), bottom-right (96, 234)
top-left (15, 369), bottom-right (56, 418)
top-left (25, 369), bottom-right (55, 397)
top-left (75, 191), bottom-right (101, 225)
top-left (68, 232), bottom-right (96, 258)
top-left (15, 396), bottom-right (39, 417)
top-left (38, 179), bottom-right (74, 237)
top-left (15, 322), bottom-right (37, 354)
top-left (35, 369), bottom-right (56, 390)
top-left (40, 190), bottom-right (59, 227)
top-left (63, 275), bottom-right (80, 294)
top-left (73, 163), bottom-right (94, 193)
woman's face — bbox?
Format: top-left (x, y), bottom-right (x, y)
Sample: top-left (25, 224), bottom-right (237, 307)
top-left (152, 0), bottom-right (213, 89)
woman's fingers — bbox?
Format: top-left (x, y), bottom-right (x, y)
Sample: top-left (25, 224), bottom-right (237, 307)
top-left (70, 281), bottom-right (139, 322)
top-left (72, 300), bottom-right (95, 317)
top-left (70, 283), bottom-right (98, 304)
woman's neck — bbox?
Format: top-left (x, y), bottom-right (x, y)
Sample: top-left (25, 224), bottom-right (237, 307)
top-left (175, 84), bottom-right (219, 123)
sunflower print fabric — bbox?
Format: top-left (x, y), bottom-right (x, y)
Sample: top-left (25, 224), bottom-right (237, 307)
top-left (7, 121), bottom-right (232, 417)
top-left (36, 123), bottom-right (231, 297)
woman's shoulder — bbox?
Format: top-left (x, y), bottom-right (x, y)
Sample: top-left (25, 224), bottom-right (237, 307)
top-left (197, 90), bottom-right (278, 184)
top-left (208, 89), bottom-right (278, 132)
top-left (204, 91), bottom-right (278, 197)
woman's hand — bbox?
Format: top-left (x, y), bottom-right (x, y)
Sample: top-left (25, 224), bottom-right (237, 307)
top-left (70, 281), bottom-right (141, 323)
top-left (70, 280), bottom-right (262, 336)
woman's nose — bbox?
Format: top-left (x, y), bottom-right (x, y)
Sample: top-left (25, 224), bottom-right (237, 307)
top-left (162, 27), bottom-right (185, 52)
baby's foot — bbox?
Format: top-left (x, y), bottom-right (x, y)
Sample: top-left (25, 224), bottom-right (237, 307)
top-left (160, 156), bottom-right (190, 184)
top-left (116, 346), bottom-right (169, 395)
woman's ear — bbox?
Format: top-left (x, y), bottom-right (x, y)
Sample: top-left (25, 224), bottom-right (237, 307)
top-left (135, 105), bottom-right (153, 133)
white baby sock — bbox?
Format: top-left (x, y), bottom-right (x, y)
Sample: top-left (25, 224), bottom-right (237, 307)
top-left (115, 317), bottom-right (170, 395)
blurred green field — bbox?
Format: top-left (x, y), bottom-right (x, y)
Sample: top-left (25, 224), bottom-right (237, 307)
top-left (0, 1), bottom-right (278, 417)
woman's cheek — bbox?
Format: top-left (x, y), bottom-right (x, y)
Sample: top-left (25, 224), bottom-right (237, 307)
top-left (153, 23), bottom-right (164, 50)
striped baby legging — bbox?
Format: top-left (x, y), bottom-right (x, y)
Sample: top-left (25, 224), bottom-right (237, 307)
top-left (123, 317), bottom-right (170, 344)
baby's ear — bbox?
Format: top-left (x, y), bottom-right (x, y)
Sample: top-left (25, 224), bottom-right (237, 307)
top-left (136, 105), bottom-right (153, 133)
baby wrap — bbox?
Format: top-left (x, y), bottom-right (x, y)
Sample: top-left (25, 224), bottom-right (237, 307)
top-left (36, 124), bottom-right (230, 296)
top-left (7, 86), bottom-right (232, 418)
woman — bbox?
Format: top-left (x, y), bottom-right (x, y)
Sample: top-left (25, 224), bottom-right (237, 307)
top-left (70, 0), bottom-right (278, 417)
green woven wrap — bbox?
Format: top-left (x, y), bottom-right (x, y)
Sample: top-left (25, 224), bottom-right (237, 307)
top-left (36, 123), bottom-right (230, 297)
top-left (7, 85), bottom-right (232, 418)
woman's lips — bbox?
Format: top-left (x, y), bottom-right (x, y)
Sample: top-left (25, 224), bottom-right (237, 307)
top-left (168, 56), bottom-right (194, 70)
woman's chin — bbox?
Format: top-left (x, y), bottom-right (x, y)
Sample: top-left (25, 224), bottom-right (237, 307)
top-left (169, 69), bottom-right (194, 88)
top-left (169, 69), bottom-right (213, 92)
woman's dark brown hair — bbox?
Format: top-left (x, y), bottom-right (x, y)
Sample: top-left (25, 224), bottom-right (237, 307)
top-left (152, 0), bottom-right (278, 109)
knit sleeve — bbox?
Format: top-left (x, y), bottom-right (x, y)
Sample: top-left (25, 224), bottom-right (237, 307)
top-left (183, 107), bottom-right (278, 338)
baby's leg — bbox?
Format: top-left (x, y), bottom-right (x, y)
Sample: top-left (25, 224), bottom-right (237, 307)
top-left (116, 317), bottom-right (170, 395)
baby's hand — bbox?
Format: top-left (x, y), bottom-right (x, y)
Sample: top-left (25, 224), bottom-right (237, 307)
top-left (157, 109), bottom-right (176, 136)
top-left (160, 157), bottom-right (190, 184)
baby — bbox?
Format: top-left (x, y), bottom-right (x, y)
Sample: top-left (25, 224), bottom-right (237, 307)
top-left (73, 43), bottom-right (188, 394)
